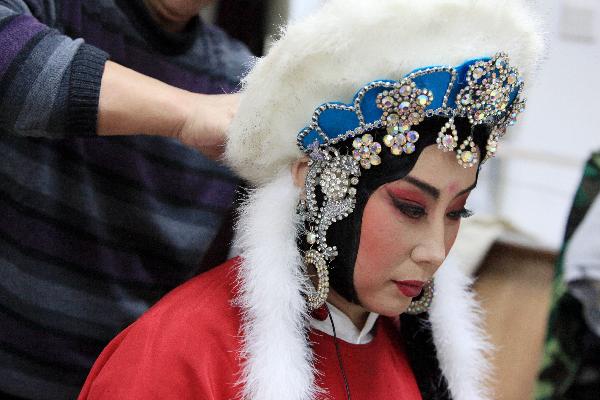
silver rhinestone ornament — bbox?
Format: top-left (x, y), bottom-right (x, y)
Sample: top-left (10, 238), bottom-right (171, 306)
top-left (406, 280), bottom-right (434, 315)
top-left (436, 117), bottom-right (459, 152)
top-left (352, 133), bottom-right (382, 169)
top-left (452, 52), bottom-right (525, 164)
top-left (304, 249), bottom-right (329, 310)
top-left (298, 148), bottom-right (361, 310)
top-left (376, 78), bottom-right (432, 159)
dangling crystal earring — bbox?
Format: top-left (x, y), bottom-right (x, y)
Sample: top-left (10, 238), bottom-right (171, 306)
top-left (436, 117), bottom-right (458, 152)
top-left (406, 280), bottom-right (434, 315)
top-left (482, 130), bottom-right (500, 163)
top-left (456, 136), bottom-right (479, 168)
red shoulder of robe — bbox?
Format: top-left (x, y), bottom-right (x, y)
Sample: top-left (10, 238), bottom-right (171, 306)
top-left (79, 257), bottom-right (422, 400)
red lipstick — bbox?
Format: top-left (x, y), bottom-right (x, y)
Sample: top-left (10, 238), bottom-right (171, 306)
top-left (394, 280), bottom-right (425, 297)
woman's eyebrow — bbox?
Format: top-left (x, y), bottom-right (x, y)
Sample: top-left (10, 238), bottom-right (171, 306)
top-left (403, 176), bottom-right (477, 199)
top-left (403, 176), bottom-right (439, 199)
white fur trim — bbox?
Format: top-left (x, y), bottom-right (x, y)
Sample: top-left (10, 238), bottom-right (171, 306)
top-left (234, 169), bottom-right (318, 400)
top-left (430, 257), bottom-right (494, 400)
top-left (226, 0), bottom-right (545, 185)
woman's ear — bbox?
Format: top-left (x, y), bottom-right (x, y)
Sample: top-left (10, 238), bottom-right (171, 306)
top-left (291, 158), bottom-right (310, 189)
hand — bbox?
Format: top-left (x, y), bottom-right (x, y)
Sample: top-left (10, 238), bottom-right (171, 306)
top-left (176, 93), bottom-right (240, 160)
top-left (97, 61), bottom-right (236, 161)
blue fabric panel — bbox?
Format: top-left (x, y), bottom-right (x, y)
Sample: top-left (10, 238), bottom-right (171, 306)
top-left (318, 106), bottom-right (360, 140)
top-left (359, 86), bottom-right (386, 123)
top-left (411, 71), bottom-right (452, 110)
top-left (301, 129), bottom-right (324, 149)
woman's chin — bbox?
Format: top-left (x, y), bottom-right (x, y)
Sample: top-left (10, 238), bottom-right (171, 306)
top-left (365, 296), bottom-right (412, 317)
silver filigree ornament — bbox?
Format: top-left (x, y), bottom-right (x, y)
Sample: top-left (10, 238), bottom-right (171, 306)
top-left (298, 148), bottom-right (361, 310)
top-left (376, 78), bottom-right (432, 157)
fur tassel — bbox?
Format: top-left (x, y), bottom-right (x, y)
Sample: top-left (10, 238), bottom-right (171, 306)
top-left (234, 169), bottom-right (319, 400)
top-left (430, 257), bottom-right (494, 400)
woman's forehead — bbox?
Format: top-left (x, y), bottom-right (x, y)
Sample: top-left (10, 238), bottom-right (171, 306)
top-left (388, 146), bottom-right (478, 197)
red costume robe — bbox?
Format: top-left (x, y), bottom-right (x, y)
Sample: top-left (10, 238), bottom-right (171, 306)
top-left (79, 258), bottom-right (422, 399)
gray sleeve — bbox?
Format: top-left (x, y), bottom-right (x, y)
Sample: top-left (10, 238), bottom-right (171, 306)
top-left (0, 1), bottom-right (109, 138)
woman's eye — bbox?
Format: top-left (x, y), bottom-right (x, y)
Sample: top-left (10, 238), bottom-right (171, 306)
top-left (394, 201), bottom-right (426, 219)
top-left (447, 208), bottom-right (474, 220)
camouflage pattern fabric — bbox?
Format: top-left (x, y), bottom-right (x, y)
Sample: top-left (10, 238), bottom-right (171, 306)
top-left (536, 152), bottom-right (600, 400)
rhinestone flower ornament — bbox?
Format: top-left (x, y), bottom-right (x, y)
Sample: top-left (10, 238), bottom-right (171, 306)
top-left (455, 53), bottom-right (524, 162)
top-left (383, 129), bottom-right (420, 155)
top-left (352, 134), bottom-right (382, 169)
top-left (376, 79), bottom-right (432, 158)
top-left (457, 54), bottom-right (521, 126)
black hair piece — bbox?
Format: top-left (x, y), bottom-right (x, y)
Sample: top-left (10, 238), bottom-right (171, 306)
top-left (400, 313), bottom-right (452, 399)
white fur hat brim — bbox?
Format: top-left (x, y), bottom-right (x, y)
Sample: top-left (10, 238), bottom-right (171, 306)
top-left (225, 0), bottom-right (544, 185)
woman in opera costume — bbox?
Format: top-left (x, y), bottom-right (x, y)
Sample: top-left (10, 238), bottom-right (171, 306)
top-left (79, 0), bottom-right (544, 399)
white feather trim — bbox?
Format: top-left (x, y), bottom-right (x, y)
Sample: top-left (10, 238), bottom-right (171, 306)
top-left (430, 257), bottom-right (494, 400)
top-left (234, 169), bottom-right (318, 400)
top-left (226, 0), bottom-right (545, 185)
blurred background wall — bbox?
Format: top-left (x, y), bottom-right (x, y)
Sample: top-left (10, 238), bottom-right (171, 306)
top-left (492, 0), bottom-right (600, 249)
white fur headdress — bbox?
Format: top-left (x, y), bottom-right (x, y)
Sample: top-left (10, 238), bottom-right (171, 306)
top-left (226, 0), bottom-right (544, 185)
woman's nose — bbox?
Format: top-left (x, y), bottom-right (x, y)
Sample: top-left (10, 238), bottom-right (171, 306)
top-left (410, 224), bottom-right (446, 270)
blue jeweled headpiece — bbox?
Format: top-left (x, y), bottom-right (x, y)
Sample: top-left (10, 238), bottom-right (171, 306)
top-left (297, 53), bottom-right (525, 168)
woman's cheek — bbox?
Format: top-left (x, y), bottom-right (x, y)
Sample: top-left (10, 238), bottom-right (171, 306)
top-left (355, 195), bottom-right (403, 290)
top-left (356, 206), bottom-right (400, 278)
top-left (444, 221), bottom-right (461, 253)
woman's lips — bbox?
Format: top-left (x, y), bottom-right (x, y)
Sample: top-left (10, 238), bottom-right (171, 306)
top-left (394, 280), bottom-right (425, 297)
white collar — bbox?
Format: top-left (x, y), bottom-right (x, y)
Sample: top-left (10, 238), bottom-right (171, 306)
top-left (309, 302), bottom-right (379, 344)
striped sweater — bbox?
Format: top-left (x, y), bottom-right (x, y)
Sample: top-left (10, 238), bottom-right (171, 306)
top-left (0, 0), bottom-right (252, 398)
